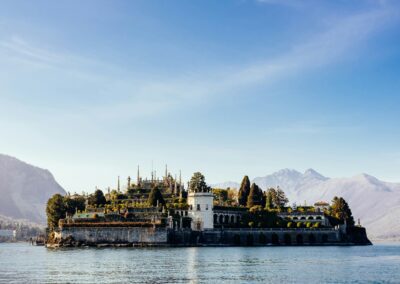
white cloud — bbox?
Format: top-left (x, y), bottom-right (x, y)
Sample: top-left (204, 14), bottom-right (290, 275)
top-left (0, 4), bottom-right (398, 120)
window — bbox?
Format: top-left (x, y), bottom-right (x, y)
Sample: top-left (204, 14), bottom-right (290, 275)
top-left (206, 204), bottom-right (209, 210)
top-left (197, 204), bottom-right (201, 211)
top-left (189, 205), bottom-right (193, 211)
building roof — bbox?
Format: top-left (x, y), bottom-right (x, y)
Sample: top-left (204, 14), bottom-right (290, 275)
top-left (314, 201), bottom-right (329, 206)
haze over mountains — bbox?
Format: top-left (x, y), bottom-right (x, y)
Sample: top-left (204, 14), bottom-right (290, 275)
top-left (1, 153), bottom-right (398, 240)
top-left (213, 169), bottom-right (400, 241)
top-left (0, 154), bottom-right (66, 224)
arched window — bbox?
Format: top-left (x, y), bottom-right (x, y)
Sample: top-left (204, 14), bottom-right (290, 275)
top-left (271, 233), bottom-right (279, 245)
top-left (284, 233), bottom-right (292, 244)
top-left (246, 234), bottom-right (254, 246)
top-left (230, 215), bottom-right (235, 223)
top-left (307, 216), bottom-right (314, 220)
top-left (296, 234), bottom-right (304, 244)
top-left (214, 214), bottom-right (218, 224)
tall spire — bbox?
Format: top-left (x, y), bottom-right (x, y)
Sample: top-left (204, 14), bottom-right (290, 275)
top-left (165, 164), bottom-right (168, 180)
top-left (179, 170), bottom-right (182, 186)
top-left (127, 176), bottom-right (131, 191)
top-left (137, 165), bottom-right (140, 185)
top-left (174, 174), bottom-right (177, 195)
top-left (117, 176), bottom-right (120, 192)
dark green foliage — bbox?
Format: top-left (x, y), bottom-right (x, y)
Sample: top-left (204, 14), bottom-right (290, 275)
top-left (330, 196), bottom-right (355, 226)
top-left (241, 206), bottom-right (279, 228)
top-left (265, 187), bottom-right (288, 209)
top-left (238, 176), bottom-right (251, 206)
top-left (265, 189), bottom-right (274, 210)
top-left (246, 183), bottom-right (263, 208)
top-left (147, 185), bottom-right (165, 207)
top-left (213, 189), bottom-right (228, 203)
top-left (64, 196), bottom-right (85, 215)
top-left (46, 194), bottom-right (66, 229)
top-left (275, 187), bottom-right (289, 208)
top-left (189, 172), bottom-right (211, 193)
top-left (88, 189), bottom-right (107, 207)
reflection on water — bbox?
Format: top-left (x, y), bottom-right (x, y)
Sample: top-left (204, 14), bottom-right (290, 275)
top-left (0, 243), bottom-right (399, 283)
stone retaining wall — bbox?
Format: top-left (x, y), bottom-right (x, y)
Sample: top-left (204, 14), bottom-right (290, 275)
top-left (60, 226), bottom-right (168, 244)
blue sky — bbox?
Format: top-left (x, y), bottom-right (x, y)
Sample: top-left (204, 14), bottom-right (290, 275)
top-left (1, 0), bottom-right (400, 192)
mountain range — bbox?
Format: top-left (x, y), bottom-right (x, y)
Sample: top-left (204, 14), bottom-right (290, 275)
top-left (212, 169), bottom-right (400, 241)
top-left (0, 154), bottom-right (66, 224)
top-left (1, 153), bottom-right (398, 241)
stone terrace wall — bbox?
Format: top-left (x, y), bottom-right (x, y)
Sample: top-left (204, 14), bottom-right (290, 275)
top-left (60, 226), bottom-right (168, 244)
top-left (207, 229), bottom-right (342, 245)
top-left (169, 228), bottom-right (344, 246)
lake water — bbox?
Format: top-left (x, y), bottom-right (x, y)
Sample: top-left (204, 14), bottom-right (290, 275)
top-left (0, 243), bottom-right (399, 283)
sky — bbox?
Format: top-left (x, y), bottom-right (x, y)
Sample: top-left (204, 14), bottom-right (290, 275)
top-left (1, 0), bottom-right (400, 193)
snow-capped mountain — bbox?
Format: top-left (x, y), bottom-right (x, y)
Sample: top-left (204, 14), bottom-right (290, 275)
top-left (214, 169), bottom-right (400, 241)
top-left (0, 154), bottom-right (66, 224)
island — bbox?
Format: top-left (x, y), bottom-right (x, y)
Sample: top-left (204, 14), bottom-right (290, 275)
top-left (46, 169), bottom-right (371, 247)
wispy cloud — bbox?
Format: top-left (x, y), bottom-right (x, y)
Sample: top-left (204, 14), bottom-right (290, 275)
top-left (0, 3), bottom-right (398, 120)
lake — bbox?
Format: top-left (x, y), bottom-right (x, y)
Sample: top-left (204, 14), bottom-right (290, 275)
top-left (0, 243), bottom-right (399, 283)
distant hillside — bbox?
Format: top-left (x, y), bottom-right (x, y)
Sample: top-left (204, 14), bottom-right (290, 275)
top-left (214, 169), bottom-right (400, 241)
top-left (0, 154), bottom-right (66, 224)
top-left (210, 181), bottom-right (240, 189)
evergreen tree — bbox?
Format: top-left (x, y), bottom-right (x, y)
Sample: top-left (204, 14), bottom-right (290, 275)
top-left (238, 175), bottom-right (251, 206)
top-left (265, 190), bottom-right (274, 210)
top-left (266, 188), bottom-right (277, 209)
top-left (189, 172), bottom-right (210, 193)
top-left (247, 183), bottom-right (263, 208)
top-left (148, 185), bottom-right (165, 207)
top-left (88, 189), bottom-right (107, 207)
top-left (46, 194), bottom-right (66, 229)
top-left (331, 196), bottom-right (355, 226)
top-left (276, 187), bottom-right (289, 208)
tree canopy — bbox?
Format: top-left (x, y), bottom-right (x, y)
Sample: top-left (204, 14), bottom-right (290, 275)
top-left (238, 175), bottom-right (251, 206)
top-left (148, 185), bottom-right (166, 207)
top-left (330, 196), bottom-right (355, 226)
top-left (64, 196), bottom-right (85, 215)
top-left (46, 194), bottom-right (66, 229)
top-left (88, 189), bottom-right (107, 207)
top-left (265, 187), bottom-right (288, 210)
top-left (189, 172), bottom-right (211, 193)
top-left (246, 183), bottom-right (263, 208)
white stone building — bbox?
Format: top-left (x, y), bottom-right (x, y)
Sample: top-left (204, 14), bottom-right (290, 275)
top-left (187, 191), bottom-right (214, 231)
